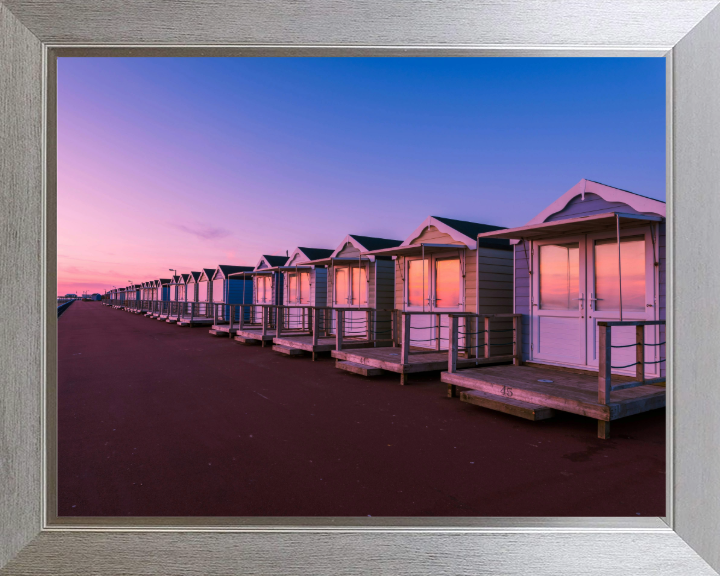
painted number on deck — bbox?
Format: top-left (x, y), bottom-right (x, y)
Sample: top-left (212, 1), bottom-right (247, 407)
top-left (501, 386), bottom-right (513, 397)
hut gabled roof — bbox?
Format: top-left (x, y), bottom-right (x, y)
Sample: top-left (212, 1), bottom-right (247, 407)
top-left (186, 271), bottom-right (202, 284)
top-left (198, 268), bottom-right (216, 282)
top-left (212, 265), bottom-right (254, 280)
top-left (256, 254), bottom-right (288, 270)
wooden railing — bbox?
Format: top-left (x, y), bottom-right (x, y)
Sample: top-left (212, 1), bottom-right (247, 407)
top-left (446, 313), bottom-right (523, 373)
top-left (597, 320), bottom-right (666, 403)
top-left (333, 308), bottom-right (396, 350)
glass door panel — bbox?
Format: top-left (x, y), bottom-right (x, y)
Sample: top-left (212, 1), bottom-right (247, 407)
top-left (587, 231), bottom-right (657, 376)
top-left (532, 238), bottom-right (587, 366)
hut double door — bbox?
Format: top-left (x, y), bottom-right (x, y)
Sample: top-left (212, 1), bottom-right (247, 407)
top-left (531, 228), bottom-right (658, 376)
top-left (332, 266), bottom-right (369, 339)
top-left (285, 271), bottom-right (311, 330)
top-left (254, 276), bottom-right (272, 324)
top-left (405, 255), bottom-right (463, 351)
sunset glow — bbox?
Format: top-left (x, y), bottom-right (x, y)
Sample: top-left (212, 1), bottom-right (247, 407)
top-left (58, 58), bottom-right (665, 295)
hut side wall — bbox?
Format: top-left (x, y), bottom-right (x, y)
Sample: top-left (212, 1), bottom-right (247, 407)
top-left (514, 242), bottom-right (532, 361)
top-left (311, 267), bottom-right (327, 307)
top-left (374, 258), bottom-right (396, 346)
top-left (227, 278), bottom-right (253, 305)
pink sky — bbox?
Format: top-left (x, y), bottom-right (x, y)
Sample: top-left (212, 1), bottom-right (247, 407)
top-left (57, 58), bottom-right (665, 296)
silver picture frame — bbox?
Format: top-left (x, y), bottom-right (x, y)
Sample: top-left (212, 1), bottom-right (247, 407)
top-left (1, 1), bottom-right (719, 573)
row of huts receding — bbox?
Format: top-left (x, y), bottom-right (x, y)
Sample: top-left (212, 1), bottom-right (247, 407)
top-left (106, 179), bottom-right (666, 439)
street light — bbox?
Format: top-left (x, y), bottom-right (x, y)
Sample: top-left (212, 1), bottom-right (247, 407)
top-left (169, 268), bottom-right (177, 277)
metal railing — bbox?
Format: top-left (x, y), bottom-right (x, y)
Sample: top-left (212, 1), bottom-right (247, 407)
top-left (598, 320), bottom-right (666, 404)
top-left (445, 313), bottom-right (522, 373)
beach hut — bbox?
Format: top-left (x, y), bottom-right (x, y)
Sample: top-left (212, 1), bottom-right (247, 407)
top-left (290, 235), bottom-right (403, 368)
top-left (116, 287), bottom-right (126, 309)
top-left (265, 247), bottom-right (334, 358)
top-left (166, 273), bottom-right (191, 323)
top-left (155, 278), bottom-right (175, 320)
top-left (332, 216), bottom-right (514, 383)
top-left (440, 179), bottom-right (666, 438)
top-left (150, 279), bottom-right (171, 318)
top-left (207, 265), bottom-right (254, 336)
top-left (231, 255), bottom-right (288, 345)
top-left (177, 270), bottom-right (213, 326)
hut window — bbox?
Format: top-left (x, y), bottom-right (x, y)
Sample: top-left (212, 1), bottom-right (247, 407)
top-left (212, 279), bottom-right (224, 302)
top-left (299, 272), bottom-right (310, 303)
top-left (198, 281), bottom-right (208, 302)
top-left (288, 272), bottom-right (310, 304)
top-left (351, 266), bottom-right (368, 306)
top-left (594, 236), bottom-right (646, 311)
top-left (539, 243), bottom-right (580, 310)
top-left (434, 258), bottom-right (460, 307)
top-left (335, 268), bottom-right (349, 304)
top-left (407, 259), bottom-right (429, 307)
top-left (257, 276), bottom-right (270, 303)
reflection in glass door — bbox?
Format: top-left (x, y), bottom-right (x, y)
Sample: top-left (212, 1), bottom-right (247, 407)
top-left (587, 232), bottom-right (657, 376)
top-left (405, 255), bottom-right (462, 350)
top-left (532, 238), bottom-right (587, 365)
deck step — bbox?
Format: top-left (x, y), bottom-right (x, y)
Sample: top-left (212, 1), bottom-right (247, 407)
top-left (234, 335), bottom-right (260, 345)
top-left (335, 360), bottom-right (384, 377)
top-left (272, 344), bottom-right (304, 357)
top-left (209, 329), bottom-right (231, 336)
top-left (459, 390), bottom-right (555, 421)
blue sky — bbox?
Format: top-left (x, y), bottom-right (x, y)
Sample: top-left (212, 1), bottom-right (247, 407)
top-left (58, 57), bottom-right (665, 293)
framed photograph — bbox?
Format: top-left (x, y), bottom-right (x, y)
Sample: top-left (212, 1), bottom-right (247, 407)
top-left (1, 1), bottom-right (719, 574)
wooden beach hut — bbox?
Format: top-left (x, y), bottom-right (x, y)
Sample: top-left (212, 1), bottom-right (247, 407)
top-left (143, 280), bottom-right (159, 316)
top-left (230, 254), bottom-right (288, 345)
top-left (207, 265), bottom-right (254, 336)
top-left (265, 247), bottom-right (334, 358)
top-left (332, 216), bottom-right (514, 383)
top-left (177, 270), bottom-right (214, 326)
top-left (150, 279), bottom-right (171, 318)
top-left (166, 273), bottom-right (191, 323)
top-left (296, 234), bottom-right (403, 370)
top-left (440, 179), bottom-right (666, 438)
top-left (156, 277), bottom-right (180, 320)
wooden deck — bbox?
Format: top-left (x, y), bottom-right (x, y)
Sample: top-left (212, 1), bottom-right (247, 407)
top-left (274, 334), bottom-right (374, 359)
top-left (331, 347), bottom-right (479, 383)
top-left (441, 364), bottom-right (665, 437)
top-left (234, 326), bottom-right (304, 345)
top-left (209, 324), bottom-right (236, 337)
top-left (176, 318), bottom-right (214, 327)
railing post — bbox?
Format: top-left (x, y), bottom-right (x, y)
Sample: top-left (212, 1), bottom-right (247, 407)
top-left (190, 302), bottom-right (195, 322)
top-left (448, 314), bottom-right (459, 397)
top-left (484, 316), bottom-right (490, 359)
top-left (336, 309), bottom-right (344, 351)
top-left (435, 313), bottom-right (442, 351)
top-left (313, 308), bottom-right (320, 346)
top-left (598, 322), bottom-right (612, 439)
top-left (276, 306), bottom-right (283, 337)
top-left (513, 315), bottom-right (522, 366)
top-left (636, 324), bottom-right (645, 383)
top-left (401, 313), bottom-right (410, 365)
top-left (448, 315), bottom-right (458, 373)
top-left (213, 303), bottom-right (218, 326)
top-left (262, 306), bottom-right (268, 338)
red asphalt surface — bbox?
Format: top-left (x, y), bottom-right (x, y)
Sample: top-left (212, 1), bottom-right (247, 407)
top-left (58, 302), bottom-right (666, 517)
